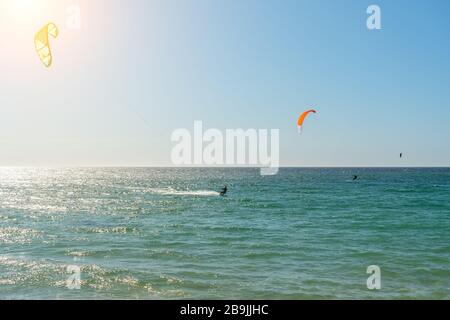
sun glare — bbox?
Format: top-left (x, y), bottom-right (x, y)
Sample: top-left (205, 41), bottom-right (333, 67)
top-left (6, 0), bottom-right (40, 20)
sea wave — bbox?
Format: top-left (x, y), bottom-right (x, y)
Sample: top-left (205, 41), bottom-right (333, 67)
top-left (148, 188), bottom-right (220, 197)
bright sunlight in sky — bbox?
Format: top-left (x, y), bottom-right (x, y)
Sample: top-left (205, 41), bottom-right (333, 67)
top-left (4, 0), bottom-right (41, 20)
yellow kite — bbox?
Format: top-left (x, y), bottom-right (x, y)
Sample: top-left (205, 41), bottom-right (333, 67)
top-left (34, 23), bottom-right (58, 68)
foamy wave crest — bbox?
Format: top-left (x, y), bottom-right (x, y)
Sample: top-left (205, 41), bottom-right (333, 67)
top-left (149, 188), bottom-right (220, 196)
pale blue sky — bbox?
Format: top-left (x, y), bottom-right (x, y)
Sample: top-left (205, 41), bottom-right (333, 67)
top-left (1, 0), bottom-right (449, 166)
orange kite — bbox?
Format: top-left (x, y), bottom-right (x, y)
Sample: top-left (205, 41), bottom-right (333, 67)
top-left (297, 109), bottom-right (317, 133)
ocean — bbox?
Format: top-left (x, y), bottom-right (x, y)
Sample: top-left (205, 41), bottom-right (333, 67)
top-left (0, 168), bottom-right (449, 299)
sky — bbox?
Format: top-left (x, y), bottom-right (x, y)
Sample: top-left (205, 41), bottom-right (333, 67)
top-left (1, 0), bottom-right (450, 167)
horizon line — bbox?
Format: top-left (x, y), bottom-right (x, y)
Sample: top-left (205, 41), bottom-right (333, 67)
top-left (1, 166), bottom-right (449, 169)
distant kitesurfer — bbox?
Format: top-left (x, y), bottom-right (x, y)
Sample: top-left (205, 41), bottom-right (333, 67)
top-left (400, 153), bottom-right (403, 158)
top-left (353, 175), bottom-right (358, 181)
top-left (220, 186), bottom-right (228, 196)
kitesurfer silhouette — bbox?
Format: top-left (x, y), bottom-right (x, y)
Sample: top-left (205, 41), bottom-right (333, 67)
top-left (220, 186), bottom-right (228, 196)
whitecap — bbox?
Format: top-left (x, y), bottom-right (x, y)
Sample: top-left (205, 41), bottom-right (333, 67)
top-left (149, 188), bottom-right (219, 197)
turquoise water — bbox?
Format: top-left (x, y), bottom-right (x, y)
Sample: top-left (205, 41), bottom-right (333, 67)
top-left (0, 168), bottom-right (449, 299)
